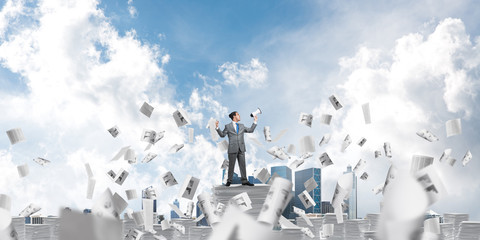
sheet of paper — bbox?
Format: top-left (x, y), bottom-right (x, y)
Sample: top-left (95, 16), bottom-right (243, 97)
top-left (193, 214), bottom-right (204, 223)
top-left (188, 128), bottom-right (194, 143)
top-left (132, 211), bottom-right (145, 226)
top-left (287, 144), bottom-right (296, 155)
top-left (300, 152), bottom-right (313, 160)
top-left (341, 134), bottom-right (352, 152)
top-left (353, 159), bottom-right (367, 175)
top-left (438, 149), bottom-right (452, 162)
top-left (266, 146), bottom-right (289, 160)
top-left (141, 152), bottom-right (157, 163)
top-left (6, 128), bottom-right (25, 145)
top-left (107, 125), bottom-right (120, 138)
top-left (160, 219), bottom-right (170, 230)
top-left (85, 163), bottom-right (94, 178)
top-left (33, 157), bottom-right (50, 166)
top-left (263, 126), bottom-right (272, 142)
top-left (384, 142), bottom-right (392, 158)
top-left (112, 192), bottom-right (128, 214)
top-left (329, 95), bottom-right (343, 110)
top-left (293, 206), bottom-right (313, 226)
top-left (446, 157), bottom-right (456, 166)
top-left (18, 203), bottom-right (41, 217)
top-left (362, 103), bottom-right (371, 124)
top-left (357, 137), bottom-right (367, 147)
top-left (220, 159), bottom-right (229, 169)
top-left (410, 155), bottom-right (434, 174)
top-left (331, 173), bottom-right (353, 223)
top-left (301, 227), bottom-right (315, 238)
top-left (414, 165), bottom-right (446, 205)
top-left (217, 140), bottom-right (228, 152)
top-left (87, 178), bottom-right (96, 200)
top-left (320, 114), bottom-right (333, 125)
top-left (173, 109), bottom-right (190, 127)
top-left (124, 149), bottom-right (136, 164)
top-left (178, 175), bottom-right (200, 200)
top-left (304, 177), bottom-right (318, 192)
top-left (278, 215), bottom-right (299, 229)
top-left (114, 168), bottom-right (129, 185)
top-left (197, 192), bottom-right (220, 226)
top-left (319, 133), bottom-right (331, 146)
top-left (374, 150), bottom-right (382, 158)
top-left (318, 152), bottom-right (333, 168)
top-left (272, 129), bottom-right (288, 142)
top-left (140, 102), bottom-right (154, 118)
top-left (185, 201), bottom-right (194, 218)
top-left (446, 118), bottom-right (462, 137)
top-left (299, 190), bottom-right (316, 209)
top-left (111, 146), bottom-right (130, 161)
top-left (289, 158), bottom-right (304, 170)
top-left (92, 188), bottom-right (119, 219)
top-left (161, 171), bottom-right (178, 187)
top-left (169, 143), bottom-right (184, 153)
top-left (17, 164), bottom-right (29, 178)
top-left (124, 228), bottom-right (144, 240)
top-left (253, 168), bottom-right (271, 184)
top-left (416, 129), bottom-right (439, 142)
top-left (229, 192), bottom-right (253, 212)
top-left (360, 172), bottom-right (368, 180)
top-left (207, 118), bottom-right (219, 141)
top-left (462, 150), bottom-right (472, 166)
top-left (140, 129), bottom-right (158, 144)
top-left (257, 177), bottom-right (293, 227)
top-left (299, 135), bottom-right (315, 154)
top-left (0, 194), bottom-right (11, 211)
top-left (125, 189), bottom-right (137, 200)
top-left (299, 113), bottom-right (313, 127)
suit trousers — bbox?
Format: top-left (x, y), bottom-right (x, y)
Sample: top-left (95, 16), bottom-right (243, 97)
top-left (227, 149), bottom-right (247, 183)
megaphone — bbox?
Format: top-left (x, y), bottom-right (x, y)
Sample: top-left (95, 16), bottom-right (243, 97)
top-left (250, 107), bottom-right (262, 117)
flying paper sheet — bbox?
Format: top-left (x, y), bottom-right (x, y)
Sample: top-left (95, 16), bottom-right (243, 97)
top-left (142, 152), bottom-right (157, 163)
top-left (178, 175), bottom-right (200, 200)
top-left (278, 215), bottom-right (300, 229)
top-left (143, 186), bottom-right (157, 199)
top-left (462, 150), bottom-right (472, 166)
top-left (33, 157), bottom-right (50, 166)
top-left (383, 165), bottom-right (398, 194)
top-left (374, 150), bottom-right (382, 158)
top-left (372, 183), bottom-right (384, 195)
top-left (264, 126), bottom-right (272, 142)
top-left (125, 189), bottom-right (137, 200)
top-left (446, 118), bottom-right (462, 137)
top-left (301, 227), bottom-right (315, 238)
top-left (215, 202), bottom-right (226, 216)
top-left (111, 146), bottom-right (130, 161)
top-left (446, 157), bottom-right (456, 166)
top-left (107, 125), bottom-right (120, 138)
top-left (300, 152), bottom-right (313, 160)
top-left (58, 209), bottom-right (122, 240)
top-left (293, 206), bottom-right (313, 227)
top-left (85, 163), bottom-right (94, 178)
top-left (124, 228), bottom-right (144, 240)
top-left (92, 189), bottom-right (120, 219)
top-left (331, 172), bottom-right (353, 223)
top-left (299, 190), bottom-right (316, 209)
top-left (207, 118), bottom-right (219, 141)
top-left (114, 169), bottom-right (129, 185)
top-left (362, 103), bottom-right (371, 124)
top-left (410, 155), bottom-right (434, 174)
top-left (140, 129), bottom-right (164, 145)
top-left (160, 171), bottom-right (178, 187)
top-left (318, 152), bottom-right (334, 168)
top-left (341, 135), bottom-right (352, 152)
top-left (289, 158), bottom-right (304, 170)
top-left (299, 113), bottom-right (313, 127)
top-left (197, 192), bottom-right (220, 226)
top-left (6, 128), bottom-right (25, 145)
top-left (169, 144), bottom-right (184, 153)
top-left (17, 164), bottom-right (29, 178)
top-left (124, 149), bottom-right (136, 164)
top-left (304, 177), bottom-right (318, 192)
top-left (140, 102), bottom-right (154, 118)
top-left (132, 211), bottom-right (145, 226)
top-left (384, 142), bottom-right (392, 158)
top-left (220, 159), bottom-right (229, 169)
top-left (160, 219), bottom-right (170, 230)
top-left (271, 129), bottom-right (288, 142)
top-left (319, 133), bottom-right (331, 146)
top-left (353, 159), bottom-right (367, 175)
top-left (257, 177), bottom-right (293, 227)
top-left (439, 149), bottom-right (452, 162)
top-left (173, 109), bottom-right (190, 127)
top-left (320, 114), bottom-right (333, 125)
top-left (416, 129), bottom-right (439, 142)
top-left (253, 168), bottom-right (271, 184)
top-left (357, 137), bottom-right (367, 147)
top-left (299, 135), bottom-right (315, 154)
top-left (217, 140), bottom-right (228, 152)
top-left (360, 172), bottom-right (368, 180)
top-left (266, 146), bottom-right (289, 160)
top-left (18, 203), bottom-right (41, 217)
top-left (287, 144), bottom-right (296, 155)
top-left (106, 170), bottom-right (116, 181)
top-left (414, 165), bottom-right (447, 205)
top-left (185, 201), bottom-right (194, 218)
top-left (188, 128), bottom-right (194, 143)
top-left (87, 178), bottom-right (96, 200)
top-left (329, 95), bottom-right (343, 110)
top-left (112, 193), bottom-right (128, 214)
top-left (230, 192), bottom-right (253, 212)
top-left (0, 194), bottom-right (11, 211)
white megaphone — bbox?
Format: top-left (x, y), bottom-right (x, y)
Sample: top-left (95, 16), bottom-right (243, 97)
top-left (250, 107), bottom-right (262, 117)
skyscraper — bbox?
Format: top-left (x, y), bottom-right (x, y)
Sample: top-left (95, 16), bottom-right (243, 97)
top-left (171, 199), bottom-right (180, 219)
top-left (142, 186), bottom-right (157, 213)
top-left (271, 165), bottom-right (294, 218)
top-left (343, 165), bottom-right (357, 219)
top-left (294, 167), bottom-right (321, 213)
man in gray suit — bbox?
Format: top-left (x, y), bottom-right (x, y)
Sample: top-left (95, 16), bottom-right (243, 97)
top-left (216, 111), bottom-right (258, 186)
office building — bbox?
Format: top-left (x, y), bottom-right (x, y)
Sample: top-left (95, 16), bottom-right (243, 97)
top-left (294, 168), bottom-right (321, 213)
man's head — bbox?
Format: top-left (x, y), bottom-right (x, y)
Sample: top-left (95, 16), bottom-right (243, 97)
top-left (229, 111), bottom-right (240, 122)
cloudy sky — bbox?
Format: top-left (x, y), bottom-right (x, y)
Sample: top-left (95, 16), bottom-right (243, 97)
top-left (1, 0), bottom-right (479, 221)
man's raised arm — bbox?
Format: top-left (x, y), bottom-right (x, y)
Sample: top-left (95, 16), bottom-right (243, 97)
top-left (244, 116), bottom-right (258, 133)
top-left (216, 120), bottom-right (227, 138)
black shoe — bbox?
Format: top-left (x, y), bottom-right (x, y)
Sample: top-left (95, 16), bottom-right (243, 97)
top-left (225, 181), bottom-right (232, 187)
top-left (242, 181), bottom-right (254, 186)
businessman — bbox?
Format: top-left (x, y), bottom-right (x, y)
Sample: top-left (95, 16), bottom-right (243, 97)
top-left (216, 111), bottom-right (257, 186)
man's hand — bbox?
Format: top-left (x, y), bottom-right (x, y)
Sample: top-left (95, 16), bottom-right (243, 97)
top-left (254, 115), bottom-right (258, 122)
top-left (215, 120), bottom-right (219, 128)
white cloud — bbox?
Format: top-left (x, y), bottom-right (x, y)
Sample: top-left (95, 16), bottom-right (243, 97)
top-left (218, 58), bottom-right (268, 88)
top-left (127, 0), bottom-right (137, 18)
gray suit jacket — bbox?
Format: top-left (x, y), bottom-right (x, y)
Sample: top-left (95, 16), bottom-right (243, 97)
top-left (216, 122), bottom-right (257, 153)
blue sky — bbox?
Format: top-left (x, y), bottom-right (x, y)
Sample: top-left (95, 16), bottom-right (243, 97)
top-left (1, 0), bottom-right (480, 225)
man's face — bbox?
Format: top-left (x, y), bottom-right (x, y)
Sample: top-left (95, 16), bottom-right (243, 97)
top-left (235, 112), bottom-right (241, 122)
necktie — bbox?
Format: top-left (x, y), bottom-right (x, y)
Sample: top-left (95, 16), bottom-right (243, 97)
top-left (236, 123), bottom-right (239, 134)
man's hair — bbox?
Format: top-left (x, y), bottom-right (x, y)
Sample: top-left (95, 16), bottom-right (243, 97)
top-left (229, 111), bottom-right (238, 120)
